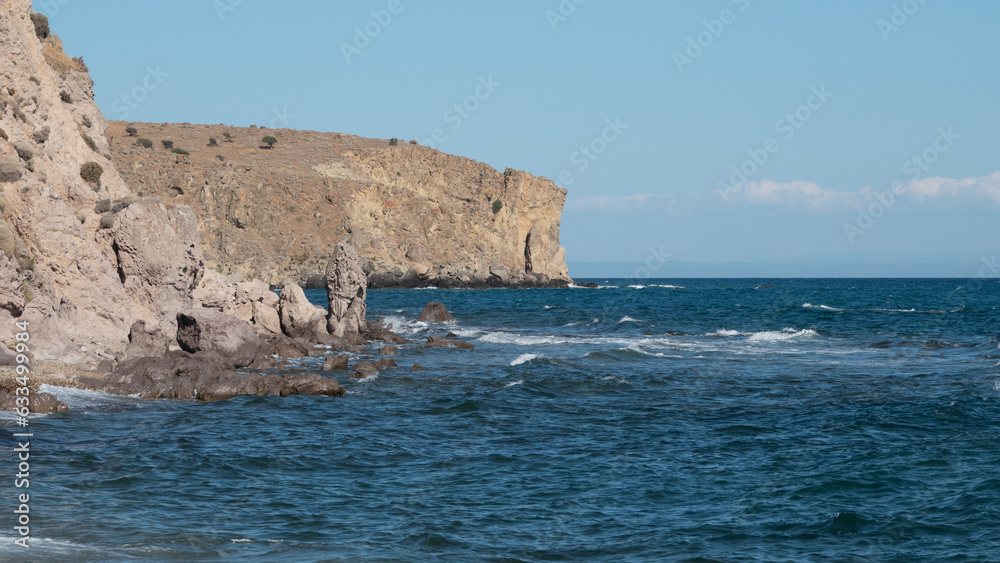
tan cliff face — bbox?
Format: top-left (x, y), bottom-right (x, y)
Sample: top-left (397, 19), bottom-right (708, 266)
top-left (105, 122), bottom-right (571, 287)
top-left (0, 1), bottom-right (202, 361)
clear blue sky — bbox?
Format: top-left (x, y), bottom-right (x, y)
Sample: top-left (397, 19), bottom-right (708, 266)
top-left (37, 0), bottom-right (1000, 275)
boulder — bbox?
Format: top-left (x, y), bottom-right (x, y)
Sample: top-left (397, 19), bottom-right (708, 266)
top-left (252, 301), bottom-right (282, 335)
top-left (278, 373), bottom-right (344, 397)
top-left (322, 354), bottom-right (349, 371)
top-left (175, 310), bottom-right (262, 368)
top-left (373, 358), bottom-right (397, 370)
top-left (326, 242), bottom-right (367, 338)
top-left (379, 345), bottom-right (398, 355)
top-left (257, 334), bottom-right (310, 359)
top-left (352, 361), bottom-right (378, 376)
top-left (411, 363), bottom-right (425, 371)
top-left (425, 336), bottom-right (475, 350)
top-left (418, 301), bottom-right (456, 323)
top-left (279, 283), bottom-right (320, 340)
top-left (0, 392), bottom-right (67, 413)
top-left (125, 320), bottom-right (171, 360)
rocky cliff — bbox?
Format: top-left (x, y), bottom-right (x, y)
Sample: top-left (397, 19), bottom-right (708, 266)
top-left (0, 0), bottom-right (174, 362)
top-left (105, 121), bottom-right (571, 288)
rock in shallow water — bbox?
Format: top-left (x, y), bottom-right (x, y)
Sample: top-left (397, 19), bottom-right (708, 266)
top-left (418, 301), bottom-right (455, 323)
top-left (176, 310), bottom-right (262, 368)
top-left (425, 336), bottom-right (474, 350)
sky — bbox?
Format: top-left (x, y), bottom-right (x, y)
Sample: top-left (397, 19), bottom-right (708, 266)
top-left (35, 0), bottom-right (1000, 277)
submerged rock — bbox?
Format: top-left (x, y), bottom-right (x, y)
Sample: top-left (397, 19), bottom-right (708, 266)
top-left (0, 392), bottom-right (68, 413)
top-left (425, 336), bottom-right (475, 350)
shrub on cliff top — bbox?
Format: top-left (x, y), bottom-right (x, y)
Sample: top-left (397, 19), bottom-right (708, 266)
top-left (136, 138), bottom-right (153, 149)
top-left (125, 126), bottom-right (138, 137)
top-left (208, 137), bottom-right (218, 146)
top-left (80, 162), bottom-right (103, 185)
top-left (222, 132), bottom-right (233, 142)
top-left (389, 138), bottom-right (399, 146)
top-left (261, 136), bottom-right (277, 149)
top-left (30, 13), bottom-right (49, 39)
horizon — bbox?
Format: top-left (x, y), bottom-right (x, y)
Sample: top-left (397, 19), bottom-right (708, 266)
top-left (34, 0), bottom-right (1000, 277)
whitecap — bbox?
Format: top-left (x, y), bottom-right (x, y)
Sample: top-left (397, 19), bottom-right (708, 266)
top-left (504, 380), bottom-right (524, 388)
top-left (707, 329), bottom-right (745, 337)
top-left (628, 284), bottom-right (646, 289)
top-left (747, 328), bottom-right (820, 342)
top-left (618, 316), bottom-right (643, 323)
top-left (510, 353), bottom-right (538, 366)
top-left (803, 303), bottom-right (842, 312)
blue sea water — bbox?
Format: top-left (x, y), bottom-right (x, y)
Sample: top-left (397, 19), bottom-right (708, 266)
top-left (3, 278), bottom-right (1000, 561)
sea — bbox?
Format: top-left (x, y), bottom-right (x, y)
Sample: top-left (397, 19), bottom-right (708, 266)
top-left (2, 278), bottom-right (1000, 562)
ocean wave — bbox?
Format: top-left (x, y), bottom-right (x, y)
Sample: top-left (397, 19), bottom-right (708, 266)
top-left (618, 316), bottom-right (644, 323)
top-left (747, 328), bottom-right (820, 342)
top-left (803, 303), bottom-right (843, 312)
top-left (626, 343), bottom-right (682, 358)
top-left (382, 315), bottom-right (432, 335)
top-left (510, 353), bottom-right (539, 366)
top-left (707, 329), bottom-right (747, 337)
top-left (504, 380), bottom-right (524, 388)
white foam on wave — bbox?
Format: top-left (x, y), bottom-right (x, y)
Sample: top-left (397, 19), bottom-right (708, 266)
top-left (707, 329), bottom-right (745, 337)
top-left (626, 343), bottom-right (681, 358)
top-left (653, 284), bottom-right (684, 289)
top-left (803, 303), bottom-right (843, 312)
top-left (510, 353), bottom-right (539, 366)
top-left (618, 316), bottom-right (644, 323)
top-left (382, 315), bottom-right (431, 335)
top-left (38, 384), bottom-right (138, 409)
top-left (747, 328), bottom-right (820, 342)
top-left (504, 380), bottom-right (525, 388)
top-left (628, 284), bottom-right (646, 289)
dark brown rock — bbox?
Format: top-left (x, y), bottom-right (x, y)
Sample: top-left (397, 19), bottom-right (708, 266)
top-left (353, 361), bottom-right (378, 376)
top-left (257, 334), bottom-right (310, 359)
top-left (0, 392), bottom-right (68, 413)
top-left (418, 301), bottom-right (456, 323)
top-left (373, 358), bottom-right (397, 370)
top-left (411, 363), bottom-right (425, 371)
top-left (425, 336), bottom-right (475, 350)
top-left (322, 354), bottom-right (349, 370)
top-left (379, 345), bottom-right (398, 355)
top-left (125, 320), bottom-right (171, 360)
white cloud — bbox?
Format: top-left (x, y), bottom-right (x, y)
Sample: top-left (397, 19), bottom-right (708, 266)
top-left (567, 192), bottom-right (676, 211)
top-left (903, 171), bottom-right (1000, 202)
top-left (724, 171), bottom-right (1000, 210)
top-left (725, 180), bottom-right (858, 211)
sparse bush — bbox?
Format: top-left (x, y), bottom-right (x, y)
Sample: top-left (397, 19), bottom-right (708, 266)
top-left (409, 140), bottom-right (418, 145)
top-left (125, 126), bottom-right (138, 136)
top-left (208, 137), bottom-right (217, 146)
top-left (32, 127), bottom-right (50, 144)
top-left (72, 57), bottom-right (88, 72)
top-left (21, 280), bottom-right (35, 304)
top-left (216, 155), bottom-right (225, 161)
top-left (13, 141), bottom-right (34, 162)
top-left (80, 161), bottom-right (103, 185)
top-left (0, 157), bottom-right (22, 183)
top-left (389, 138), bottom-right (399, 146)
top-left (171, 148), bottom-right (190, 156)
top-left (262, 136), bottom-right (277, 149)
top-left (82, 133), bottom-right (97, 151)
top-left (492, 200), bottom-right (503, 214)
top-left (222, 132), bottom-right (233, 142)
top-left (161, 140), bottom-right (174, 150)
top-left (98, 213), bottom-right (115, 230)
top-left (29, 76), bottom-right (40, 85)
top-left (94, 199), bottom-right (111, 214)
top-left (136, 138), bottom-right (153, 149)
top-left (81, 116), bottom-right (92, 128)
top-left (30, 13), bottom-right (49, 39)
top-left (60, 90), bottom-right (72, 103)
